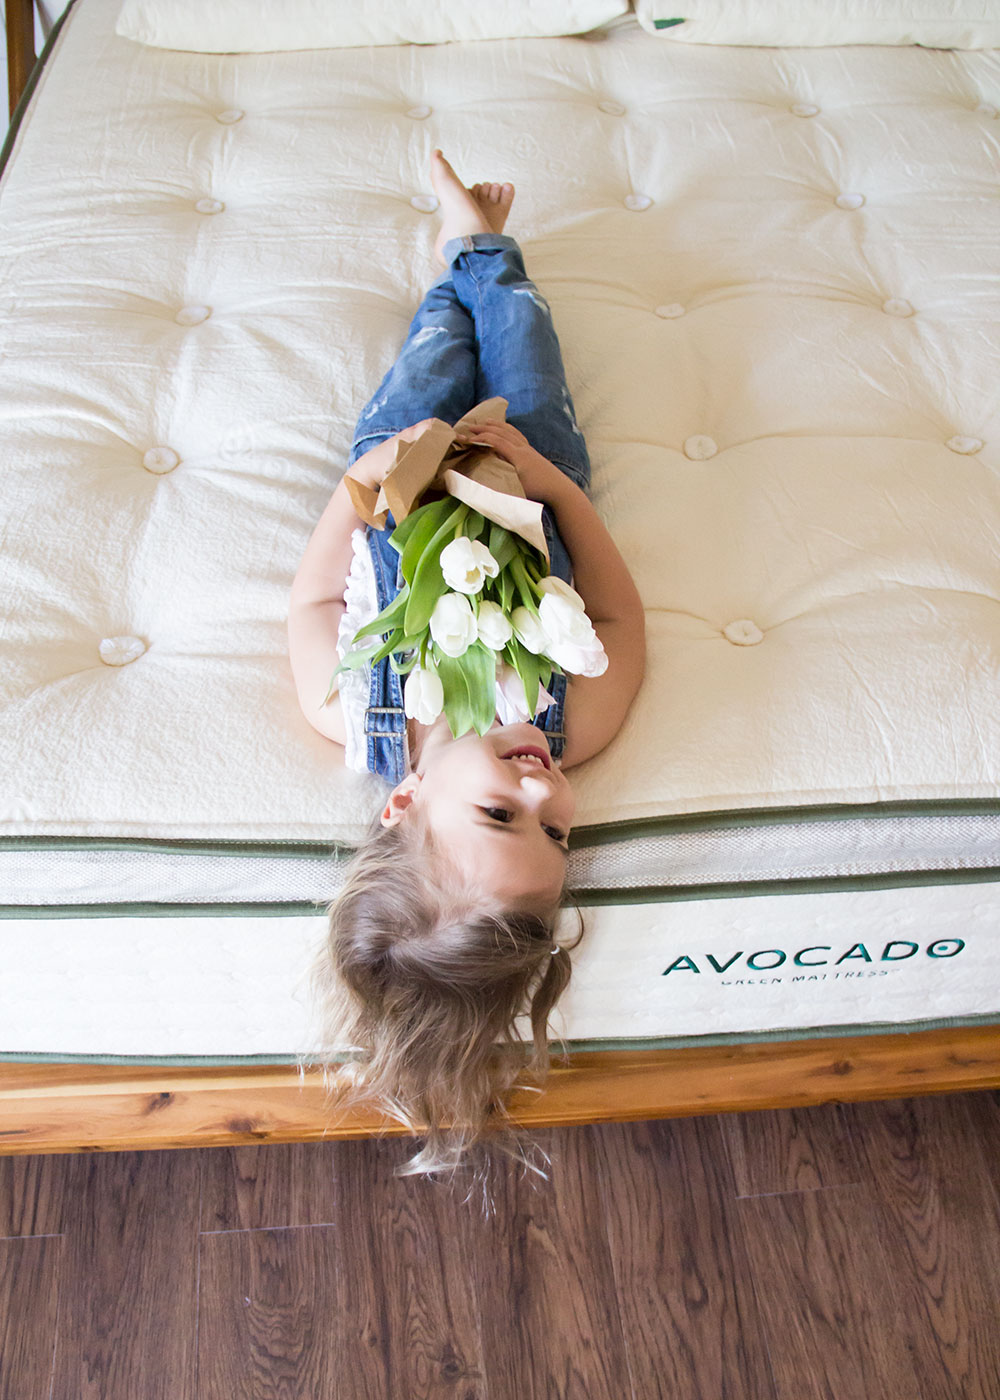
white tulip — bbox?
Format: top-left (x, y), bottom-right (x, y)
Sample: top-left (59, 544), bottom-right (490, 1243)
top-left (429, 591), bottom-right (478, 658)
top-left (439, 536), bottom-right (500, 595)
top-left (403, 665), bottom-right (444, 724)
top-left (538, 592), bottom-right (597, 648)
top-left (510, 605), bottom-right (549, 655)
top-left (476, 600), bottom-right (513, 651)
top-left (495, 660), bottom-right (556, 723)
top-left (551, 638), bottom-right (609, 677)
top-left (537, 576), bottom-right (587, 612)
top-left (538, 593), bottom-right (608, 676)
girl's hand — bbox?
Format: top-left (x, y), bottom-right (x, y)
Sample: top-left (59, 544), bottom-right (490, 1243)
top-left (455, 420), bottom-right (566, 504)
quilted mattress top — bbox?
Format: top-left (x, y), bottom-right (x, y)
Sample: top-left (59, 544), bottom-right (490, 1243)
top-left (2, 0), bottom-right (998, 842)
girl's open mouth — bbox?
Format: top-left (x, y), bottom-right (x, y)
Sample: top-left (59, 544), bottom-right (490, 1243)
top-left (501, 745), bottom-right (552, 771)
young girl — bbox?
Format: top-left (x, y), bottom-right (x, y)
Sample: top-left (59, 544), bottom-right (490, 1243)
top-left (288, 150), bottom-right (645, 1182)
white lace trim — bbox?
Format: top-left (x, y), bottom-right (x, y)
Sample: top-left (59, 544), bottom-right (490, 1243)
top-left (336, 529), bottom-right (382, 774)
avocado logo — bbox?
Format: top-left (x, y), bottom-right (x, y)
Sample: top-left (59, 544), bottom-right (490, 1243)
top-left (663, 940), bottom-right (965, 975)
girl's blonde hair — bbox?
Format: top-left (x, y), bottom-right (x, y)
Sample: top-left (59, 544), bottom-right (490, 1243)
top-left (303, 803), bottom-right (584, 1188)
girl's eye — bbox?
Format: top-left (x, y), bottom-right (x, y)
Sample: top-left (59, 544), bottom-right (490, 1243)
top-left (481, 812), bottom-right (565, 840)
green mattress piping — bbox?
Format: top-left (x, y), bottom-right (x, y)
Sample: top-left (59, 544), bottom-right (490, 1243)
top-left (4, 863), bottom-right (999, 919)
top-left (2, 1010), bottom-right (997, 1067)
top-left (3, 795), bottom-right (998, 858)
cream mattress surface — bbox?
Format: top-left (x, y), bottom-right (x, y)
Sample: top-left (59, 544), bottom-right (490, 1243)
top-left (2, 0), bottom-right (999, 844)
top-left (1, 0), bottom-right (998, 1058)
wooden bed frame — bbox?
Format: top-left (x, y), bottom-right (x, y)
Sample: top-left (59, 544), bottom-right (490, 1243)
top-left (2, 1025), bottom-right (999, 1156)
top-left (4, 3), bottom-right (998, 1157)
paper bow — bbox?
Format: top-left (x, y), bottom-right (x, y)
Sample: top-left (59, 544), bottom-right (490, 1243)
top-left (342, 397), bottom-right (550, 563)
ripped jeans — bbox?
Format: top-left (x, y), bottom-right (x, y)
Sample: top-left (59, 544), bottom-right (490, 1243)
top-left (349, 234), bottom-right (591, 582)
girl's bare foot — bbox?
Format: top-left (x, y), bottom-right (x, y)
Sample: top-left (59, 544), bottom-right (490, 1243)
top-left (430, 148), bottom-right (515, 267)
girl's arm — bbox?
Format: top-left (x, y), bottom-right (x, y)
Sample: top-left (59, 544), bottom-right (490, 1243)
top-left (457, 419), bottom-right (646, 768)
top-left (543, 474), bottom-right (646, 770)
top-left (287, 439), bottom-right (402, 744)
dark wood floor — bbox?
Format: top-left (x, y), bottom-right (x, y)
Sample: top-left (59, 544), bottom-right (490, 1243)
top-left (2, 1089), bottom-right (999, 1399)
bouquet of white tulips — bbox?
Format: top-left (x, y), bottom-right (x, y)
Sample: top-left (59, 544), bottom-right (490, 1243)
top-left (326, 404), bottom-right (607, 739)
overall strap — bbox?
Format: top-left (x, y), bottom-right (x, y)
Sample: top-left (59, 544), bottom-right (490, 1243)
top-left (529, 502), bottom-right (571, 760)
top-left (364, 517), bottom-right (410, 785)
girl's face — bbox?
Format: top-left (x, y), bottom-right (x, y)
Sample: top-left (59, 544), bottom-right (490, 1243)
top-left (380, 719), bottom-right (575, 909)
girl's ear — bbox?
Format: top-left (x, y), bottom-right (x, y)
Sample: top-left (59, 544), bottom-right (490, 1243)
top-left (380, 773), bottom-right (422, 828)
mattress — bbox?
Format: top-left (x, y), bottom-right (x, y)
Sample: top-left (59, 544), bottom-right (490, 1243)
top-left (1, 0), bottom-right (998, 1064)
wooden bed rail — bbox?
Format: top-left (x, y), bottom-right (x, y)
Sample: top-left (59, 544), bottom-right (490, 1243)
top-left (1, 1024), bottom-right (997, 1156)
top-left (6, 0), bottom-right (35, 121)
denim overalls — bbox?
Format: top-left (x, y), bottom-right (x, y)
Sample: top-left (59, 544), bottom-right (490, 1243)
top-left (347, 234), bottom-right (592, 785)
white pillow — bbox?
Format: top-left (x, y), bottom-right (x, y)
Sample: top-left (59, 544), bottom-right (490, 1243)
top-left (115, 0), bottom-right (630, 52)
top-left (633, 0), bottom-right (1000, 48)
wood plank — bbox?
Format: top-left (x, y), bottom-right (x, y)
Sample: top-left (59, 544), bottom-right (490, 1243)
top-left (843, 1094), bottom-right (1000, 1397)
top-left (460, 1126), bottom-right (632, 1400)
top-left (721, 1100), bottom-right (863, 1197)
top-left (201, 1141), bottom-right (348, 1232)
top-left (0, 1235), bottom-right (62, 1400)
top-left (590, 1117), bottom-right (776, 1400)
top-left (198, 1228), bottom-right (366, 1399)
top-left (200, 1138), bottom-right (491, 1397)
top-left (736, 1183), bottom-right (924, 1398)
top-left (51, 1150), bottom-right (202, 1400)
top-left (0, 1152), bottom-right (70, 1237)
top-left (0, 1024), bottom-right (998, 1155)
top-left (330, 1137), bottom-right (490, 1398)
top-left (963, 1088), bottom-right (1000, 1206)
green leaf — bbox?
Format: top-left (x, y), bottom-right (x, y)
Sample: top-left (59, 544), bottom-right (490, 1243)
top-left (510, 555), bottom-right (540, 616)
top-left (460, 641), bottom-right (498, 736)
top-left (387, 635), bottom-right (428, 675)
top-left (516, 641), bottom-right (541, 717)
top-left (524, 551), bottom-right (546, 584)
top-left (404, 502), bottom-right (470, 635)
top-left (462, 509), bottom-right (485, 540)
top-left (499, 568), bottom-right (513, 614)
top-left (433, 649), bottom-right (474, 740)
top-left (386, 510), bottom-right (421, 556)
top-left (395, 496), bottom-right (456, 583)
top-left (363, 628), bottom-right (409, 667)
top-left (348, 588), bottom-right (408, 644)
top-left (488, 523), bottom-right (518, 572)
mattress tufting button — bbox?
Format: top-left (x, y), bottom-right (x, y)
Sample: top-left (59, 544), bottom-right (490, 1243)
top-left (624, 193), bottom-right (652, 211)
top-left (599, 99), bottom-right (625, 115)
top-left (946, 435), bottom-right (984, 455)
top-left (655, 303), bottom-right (685, 318)
top-left (791, 102), bottom-right (820, 117)
top-left (882, 298), bottom-right (914, 317)
top-left (684, 435), bottom-right (717, 460)
top-left (723, 620), bottom-right (764, 646)
top-left (176, 305), bottom-right (211, 325)
top-left (99, 636), bottom-right (146, 666)
top-left (835, 192), bottom-right (865, 210)
top-left (195, 198), bottom-right (225, 215)
top-left (410, 194), bottom-right (439, 213)
top-left (216, 108), bottom-right (244, 124)
top-left (406, 104), bottom-right (432, 119)
top-left (142, 447), bottom-right (179, 474)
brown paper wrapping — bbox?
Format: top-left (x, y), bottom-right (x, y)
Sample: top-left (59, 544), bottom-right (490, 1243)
top-left (343, 397), bottom-right (549, 563)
